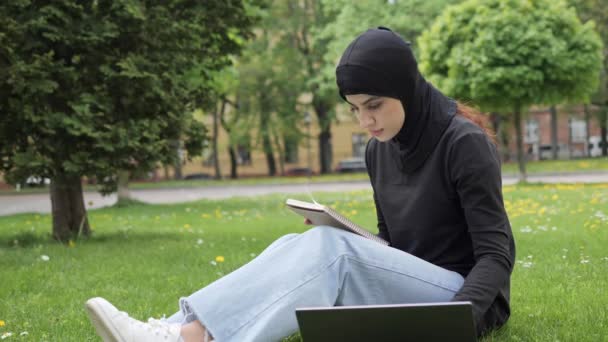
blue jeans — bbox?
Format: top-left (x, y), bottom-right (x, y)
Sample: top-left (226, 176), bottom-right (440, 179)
top-left (165, 226), bottom-right (465, 342)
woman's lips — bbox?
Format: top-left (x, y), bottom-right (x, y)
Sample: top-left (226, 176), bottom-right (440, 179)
top-left (370, 129), bottom-right (383, 137)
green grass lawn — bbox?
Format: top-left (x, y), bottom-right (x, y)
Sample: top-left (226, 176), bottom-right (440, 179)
top-left (0, 184), bottom-right (607, 341)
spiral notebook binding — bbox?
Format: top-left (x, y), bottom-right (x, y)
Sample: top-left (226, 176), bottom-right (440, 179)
top-left (324, 207), bottom-right (389, 246)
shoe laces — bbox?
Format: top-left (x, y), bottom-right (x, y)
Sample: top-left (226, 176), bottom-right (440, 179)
top-left (116, 311), bottom-right (177, 340)
top-left (146, 318), bottom-right (178, 339)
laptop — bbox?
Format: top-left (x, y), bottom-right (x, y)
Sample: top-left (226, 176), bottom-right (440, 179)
top-left (295, 301), bottom-right (477, 342)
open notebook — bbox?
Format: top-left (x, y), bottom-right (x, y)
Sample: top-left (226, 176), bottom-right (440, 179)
top-left (286, 199), bottom-right (389, 246)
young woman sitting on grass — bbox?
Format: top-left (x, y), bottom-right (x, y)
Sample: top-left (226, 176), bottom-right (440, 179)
top-left (85, 27), bottom-right (515, 342)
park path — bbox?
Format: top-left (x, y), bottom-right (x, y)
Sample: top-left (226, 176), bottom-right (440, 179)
top-left (0, 172), bottom-right (607, 216)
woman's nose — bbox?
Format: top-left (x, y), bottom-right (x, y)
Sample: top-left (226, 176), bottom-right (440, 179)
top-left (358, 111), bottom-right (374, 128)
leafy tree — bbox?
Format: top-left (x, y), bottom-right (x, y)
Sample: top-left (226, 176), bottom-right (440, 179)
top-left (0, 1), bottom-right (254, 241)
top-left (263, 0), bottom-right (337, 174)
top-left (226, 2), bottom-right (311, 177)
top-left (571, 0), bottom-right (608, 156)
top-left (418, 0), bottom-right (603, 181)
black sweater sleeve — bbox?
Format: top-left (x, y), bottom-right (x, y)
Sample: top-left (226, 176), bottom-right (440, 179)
top-left (366, 139), bottom-right (391, 244)
top-left (373, 191), bottom-right (391, 243)
top-left (448, 133), bottom-right (514, 332)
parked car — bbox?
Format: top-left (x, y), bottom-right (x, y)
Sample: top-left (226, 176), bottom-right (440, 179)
top-left (24, 176), bottom-right (51, 187)
top-left (184, 173), bottom-right (212, 180)
top-left (589, 136), bottom-right (607, 157)
top-left (285, 167), bottom-right (313, 176)
top-left (335, 157), bottom-right (367, 173)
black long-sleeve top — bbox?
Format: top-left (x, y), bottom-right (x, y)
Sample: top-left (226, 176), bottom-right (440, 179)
top-left (336, 27), bottom-right (515, 336)
top-left (365, 113), bottom-right (516, 336)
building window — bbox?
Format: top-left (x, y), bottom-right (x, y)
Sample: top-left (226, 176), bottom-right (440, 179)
top-left (524, 119), bottom-right (539, 144)
top-left (570, 118), bottom-right (587, 143)
top-left (284, 138), bottom-right (299, 164)
top-left (352, 133), bottom-right (367, 158)
top-left (237, 144), bottom-right (252, 165)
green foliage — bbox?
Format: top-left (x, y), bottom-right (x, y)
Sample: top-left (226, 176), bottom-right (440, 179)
top-left (0, 1), bottom-right (255, 193)
top-left (418, 0), bottom-right (604, 111)
top-left (570, 0), bottom-right (608, 106)
top-left (1, 185), bottom-right (607, 340)
top-left (231, 1), bottom-right (317, 166)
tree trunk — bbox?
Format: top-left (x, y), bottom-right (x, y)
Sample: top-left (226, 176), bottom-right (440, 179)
top-left (212, 101), bottom-right (224, 180)
top-left (314, 99), bottom-right (333, 174)
top-left (262, 120), bottom-right (277, 176)
top-left (50, 173), bottom-right (90, 242)
top-left (490, 112), bottom-right (505, 161)
top-left (500, 115), bottom-right (511, 162)
top-left (584, 104), bottom-right (591, 157)
top-left (116, 170), bottom-right (132, 205)
top-left (228, 146), bottom-right (238, 179)
top-left (219, 99), bottom-right (238, 179)
top-left (550, 105), bottom-right (559, 160)
top-left (271, 125), bottom-right (286, 176)
top-left (163, 164), bottom-right (170, 180)
top-left (513, 107), bottom-right (527, 182)
top-left (172, 140), bottom-right (183, 180)
top-left (600, 105), bottom-right (608, 156)
top-left (260, 95), bottom-right (276, 176)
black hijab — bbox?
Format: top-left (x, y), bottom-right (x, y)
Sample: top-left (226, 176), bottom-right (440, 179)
top-left (336, 27), bottom-right (457, 173)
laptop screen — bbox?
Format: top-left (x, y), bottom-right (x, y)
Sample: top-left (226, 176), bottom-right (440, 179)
top-left (295, 301), bottom-right (477, 342)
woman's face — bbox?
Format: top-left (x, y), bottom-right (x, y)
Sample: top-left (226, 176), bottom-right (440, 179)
top-left (345, 94), bottom-right (406, 142)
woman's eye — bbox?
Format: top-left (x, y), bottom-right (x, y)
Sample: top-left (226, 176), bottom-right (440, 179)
top-left (367, 102), bottom-right (382, 111)
top-left (349, 107), bottom-right (357, 113)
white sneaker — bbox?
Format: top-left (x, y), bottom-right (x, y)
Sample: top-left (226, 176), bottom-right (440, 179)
top-left (85, 297), bottom-right (182, 342)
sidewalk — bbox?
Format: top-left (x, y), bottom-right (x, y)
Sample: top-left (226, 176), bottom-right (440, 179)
top-left (1, 172), bottom-right (606, 216)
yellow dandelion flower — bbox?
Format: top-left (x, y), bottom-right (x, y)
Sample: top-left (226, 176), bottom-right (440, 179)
top-left (68, 240), bottom-right (76, 248)
top-left (184, 224), bottom-right (191, 229)
top-left (551, 195), bottom-right (558, 201)
top-left (215, 256), bottom-right (225, 263)
top-left (201, 213), bottom-right (211, 219)
top-left (0, 320), bottom-right (5, 327)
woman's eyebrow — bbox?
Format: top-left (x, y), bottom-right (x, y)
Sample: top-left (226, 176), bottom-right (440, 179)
top-left (349, 96), bottom-right (380, 108)
top-left (362, 96), bottom-right (380, 105)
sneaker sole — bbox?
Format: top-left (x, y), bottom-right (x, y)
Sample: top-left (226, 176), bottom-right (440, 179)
top-left (85, 298), bottom-right (125, 342)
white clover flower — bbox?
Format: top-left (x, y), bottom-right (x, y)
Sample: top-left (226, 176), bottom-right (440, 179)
top-left (210, 261), bottom-right (217, 266)
top-left (19, 332), bottom-right (28, 336)
top-left (197, 239), bottom-right (204, 245)
top-left (40, 255), bottom-right (50, 261)
top-left (1, 332), bottom-right (13, 339)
